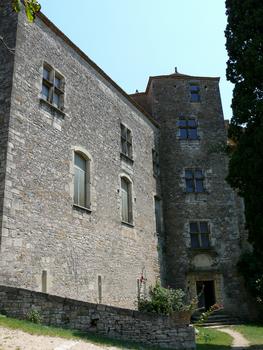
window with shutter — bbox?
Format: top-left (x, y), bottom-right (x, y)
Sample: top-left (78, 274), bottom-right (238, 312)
top-left (121, 177), bottom-right (133, 224)
top-left (74, 152), bottom-right (89, 208)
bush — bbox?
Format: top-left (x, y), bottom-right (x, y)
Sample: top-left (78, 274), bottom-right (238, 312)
top-left (138, 282), bottom-right (196, 315)
top-left (26, 309), bottom-right (42, 324)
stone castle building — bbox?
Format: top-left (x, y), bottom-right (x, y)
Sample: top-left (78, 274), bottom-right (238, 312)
top-left (0, 0), bottom-right (248, 317)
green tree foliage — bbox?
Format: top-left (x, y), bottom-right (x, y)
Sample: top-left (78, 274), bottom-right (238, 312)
top-left (12, 0), bottom-right (41, 22)
top-left (225, 0), bottom-right (263, 303)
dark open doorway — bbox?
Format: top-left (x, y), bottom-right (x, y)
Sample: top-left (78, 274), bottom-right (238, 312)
top-left (196, 280), bottom-right (215, 310)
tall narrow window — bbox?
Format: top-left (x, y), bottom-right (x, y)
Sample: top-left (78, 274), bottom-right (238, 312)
top-left (185, 168), bottom-right (205, 193)
top-left (190, 222), bottom-right (210, 248)
top-left (178, 117), bottom-right (198, 140)
top-left (74, 153), bottom-right (87, 207)
top-left (98, 275), bottom-right (102, 304)
top-left (121, 124), bottom-right (133, 159)
top-left (152, 149), bottom-right (160, 177)
top-left (190, 83), bottom-right (200, 102)
top-left (154, 197), bottom-right (162, 234)
top-left (121, 177), bottom-right (132, 224)
top-left (41, 270), bottom-right (47, 293)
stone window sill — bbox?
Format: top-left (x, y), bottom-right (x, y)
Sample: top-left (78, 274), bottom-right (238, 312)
top-left (184, 190), bottom-right (209, 194)
top-left (178, 137), bottom-right (201, 141)
top-left (121, 221), bottom-right (134, 228)
top-left (40, 98), bottom-right (66, 117)
top-left (73, 204), bottom-right (92, 213)
top-left (120, 153), bottom-right (134, 165)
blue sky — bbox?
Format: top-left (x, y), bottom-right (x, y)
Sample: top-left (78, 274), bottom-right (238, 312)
top-left (39, 0), bottom-right (233, 119)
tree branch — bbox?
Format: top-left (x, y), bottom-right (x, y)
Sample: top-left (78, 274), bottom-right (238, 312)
top-left (0, 35), bottom-right (15, 54)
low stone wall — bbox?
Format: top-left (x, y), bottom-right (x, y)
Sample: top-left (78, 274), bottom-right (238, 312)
top-left (0, 285), bottom-right (195, 349)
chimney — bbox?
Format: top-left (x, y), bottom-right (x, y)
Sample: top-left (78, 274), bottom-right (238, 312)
top-left (174, 67), bottom-right (178, 73)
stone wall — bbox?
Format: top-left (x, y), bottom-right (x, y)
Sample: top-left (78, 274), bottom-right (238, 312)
top-left (0, 6), bottom-right (161, 308)
top-left (0, 1), bottom-right (18, 245)
top-left (132, 75), bottom-right (248, 318)
top-left (0, 285), bottom-right (196, 350)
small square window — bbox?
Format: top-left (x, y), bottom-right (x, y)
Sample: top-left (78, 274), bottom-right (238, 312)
top-left (53, 92), bottom-right (60, 108)
top-left (185, 168), bottom-right (205, 193)
top-left (43, 67), bottom-right (50, 81)
top-left (54, 76), bottom-right (62, 89)
top-left (41, 83), bottom-right (50, 101)
top-left (178, 117), bottom-right (199, 140)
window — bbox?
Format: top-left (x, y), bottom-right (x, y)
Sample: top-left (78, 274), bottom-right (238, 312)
top-left (121, 124), bottom-right (133, 159)
top-left (121, 177), bottom-right (133, 224)
top-left (41, 64), bottom-right (64, 111)
top-left (190, 222), bottom-right (210, 248)
top-left (154, 197), bottom-right (162, 234)
top-left (41, 270), bottom-right (47, 293)
top-left (185, 168), bottom-right (205, 193)
top-left (74, 152), bottom-right (90, 208)
top-left (152, 149), bottom-right (160, 177)
top-left (178, 117), bottom-right (198, 140)
top-left (190, 83), bottom-right (200, 102)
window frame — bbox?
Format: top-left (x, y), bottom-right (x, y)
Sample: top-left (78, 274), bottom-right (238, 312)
top-left (189, 83), bottom-right (201, 102)
top-left (120, 176), bottom-right (133, 226)
top-left (120, 124), bottom-right (133, 161)
top-left (41, 63), bottom-right (65, 112)
top-left (152, 149), bottom-right (160, 177)
top-left (154, 196), bottom-right (163, 234)
top-left (73, 151), bottom-right (91, 210)
top-left (178, 117), bottom-right (199, 140)
top-left (189, 221), bottom-right (211, 249)
top-left (185, 168), bottom-right (205, 193)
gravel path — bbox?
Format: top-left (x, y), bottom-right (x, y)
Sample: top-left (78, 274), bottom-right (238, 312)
top-left (0, 327), bottom-right (123, 350)
top-left (217, 327), bottom-right (250, 349)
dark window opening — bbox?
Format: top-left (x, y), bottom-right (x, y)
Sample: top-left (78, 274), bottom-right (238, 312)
top-left (185, 168), bottom-right (205, 193)
top-left (190, 221), bottom-right (210, 248)
top-left (154, 197), bottom-right (162, 234)
top-left (178, 117), bottom-right (198, 140)
top-left (152, 149), bottom-right (160, 177)
top-left (190, 83), bottom-right (201, 102)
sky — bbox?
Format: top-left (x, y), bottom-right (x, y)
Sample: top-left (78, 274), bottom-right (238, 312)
top-left (39, 0), bottom-right (233, 120)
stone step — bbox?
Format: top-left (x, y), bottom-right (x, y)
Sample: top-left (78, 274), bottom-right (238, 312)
top-left (195, 320), bottom-right (240, 327)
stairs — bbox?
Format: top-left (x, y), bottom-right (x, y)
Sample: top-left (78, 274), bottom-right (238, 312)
top-left (191, 308), bottom-right (240, 326)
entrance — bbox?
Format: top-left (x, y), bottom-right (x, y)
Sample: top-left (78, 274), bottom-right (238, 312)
top-left (196, 280), bottom-right (215, 310)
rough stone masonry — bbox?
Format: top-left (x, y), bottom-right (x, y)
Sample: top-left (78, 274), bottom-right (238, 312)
top-left (0, 0), bottom-right (251, 322)
top-left (0, 285), bottom-right (196, 350)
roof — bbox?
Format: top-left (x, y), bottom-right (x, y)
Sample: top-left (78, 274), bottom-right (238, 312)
top-left (144, 72), bottom-right (220, 95)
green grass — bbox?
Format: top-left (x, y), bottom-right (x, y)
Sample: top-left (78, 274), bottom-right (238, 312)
top-left (0, 314), bottom-right (156, 349)
top-left (232, 324), bottom-right (263, 346)
top-left (196, 327), bottom-right (232, 350)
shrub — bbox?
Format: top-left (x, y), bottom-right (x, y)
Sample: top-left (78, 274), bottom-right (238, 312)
top-left (26, 309), bottom-right (42, 324)
top-left (138, 282), bottom-right (196, 315)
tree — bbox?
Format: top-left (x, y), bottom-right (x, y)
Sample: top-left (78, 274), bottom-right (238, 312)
top-left (225, 0), bottom-right (263, 303)
top-left (12, 0), bottom-right (41, 22)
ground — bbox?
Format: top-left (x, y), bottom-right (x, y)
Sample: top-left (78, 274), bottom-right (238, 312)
top-left (0, 327), bottom-right (121, 350)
